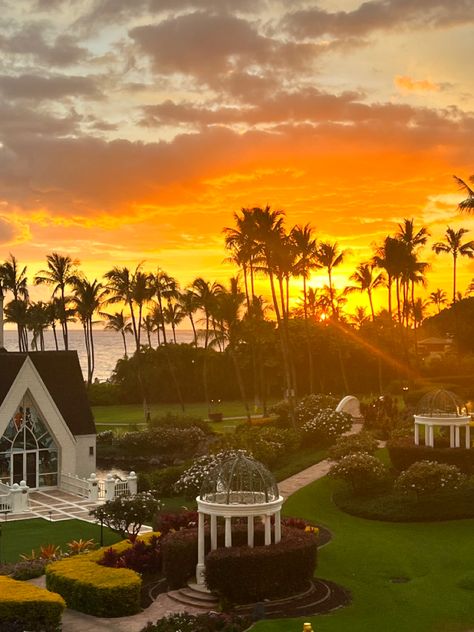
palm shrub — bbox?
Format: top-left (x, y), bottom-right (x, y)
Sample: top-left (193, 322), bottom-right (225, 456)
top-left (329, 431), bottom-right (378, 460)
top-left (395, 460), bottom-right (466, 499)
top-left (329, 452), bottom-right (388, 494)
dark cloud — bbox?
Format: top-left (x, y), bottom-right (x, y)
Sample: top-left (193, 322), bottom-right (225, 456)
top-left (0, 102), bottom-right (79, 139)
top-left (0, 217), bottom-right (18, 244)
top-left (0, 24), bottom-right (89, 66)
top-left (0, 103), bottom-right (472, 216)
top-left (283, 0), bottom-right (474, 39)
top-left (129, 12), bottom-right (316, 82)
top-left (0, 74), bottom-right (103, 100)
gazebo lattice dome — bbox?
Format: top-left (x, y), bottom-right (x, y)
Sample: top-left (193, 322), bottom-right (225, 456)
top-left (194, 453), bottom-right (284, 587)
top-left (416, 389), bottom-right (467, 417)
top-left (200, 452), bottom-right (279, 505)
top-left (413, 389), bottom-right (471, 449)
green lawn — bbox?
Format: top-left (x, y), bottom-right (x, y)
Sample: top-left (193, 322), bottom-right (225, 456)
top-left (92, 400), bottom-right (274, 431)
top-left (253, 476), bottom-right (474, 632)
top-left (0, 519), bottom-right (121, 563)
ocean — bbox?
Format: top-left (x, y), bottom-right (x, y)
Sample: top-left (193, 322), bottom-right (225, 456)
top-left (3, 329), bottom-right (195, 381)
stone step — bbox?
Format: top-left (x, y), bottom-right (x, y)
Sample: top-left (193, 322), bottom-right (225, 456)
top-left (167, 589), bottom-right (219, 610)
top-left (179, 587), bottom-right (219, 603)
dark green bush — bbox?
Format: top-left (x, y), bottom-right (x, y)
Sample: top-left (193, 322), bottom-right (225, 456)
top-left (0, 559), bottom-right (49, 580)
top-left (388, 438), bottom-right (474, 473)
top-left (329, 452), bottom-right (389, 494)
top-left (87, 382), bottom-right (121, 405)
top-left (138, 464), bottom-right (187, 495)
top-left (140, 612), bottom-right (252, 632)
top-left (328, 431), bottom-right (378, 460)
top-left (148, 413), bottom-right (213, 435)
top-left (204, 527), bottom-right (317, 604)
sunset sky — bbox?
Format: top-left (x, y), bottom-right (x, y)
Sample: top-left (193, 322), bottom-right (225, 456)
top-left (1, 0), bottom-right (473, 314)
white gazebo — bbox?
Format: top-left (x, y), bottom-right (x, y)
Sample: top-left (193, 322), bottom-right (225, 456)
top-left (195, 453), bottom-right (284, 586)
top-left (414, 389), bottom-right (471, 449)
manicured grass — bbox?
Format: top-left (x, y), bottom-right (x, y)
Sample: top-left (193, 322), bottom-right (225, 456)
top-left (273, 448), bottom-right (326, 482)
top-left (0, 518), bottom-right (121, 563)
top-left (92, 400), bottom-right (275, 428)
top-left (253, 476), bottom-right (474, 632)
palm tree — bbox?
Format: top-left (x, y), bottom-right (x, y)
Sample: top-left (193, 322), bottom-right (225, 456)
top-left (104, 265), bottom-right (140, 351)
top-left (1, 254), bottom-right (29, 349)
top-left (131, 270), bottom-right (153, 350)
top-left (290, 223), bottom-right (320, 392)
top-left (71, 276), bottom-right (107, 385)
top-left (348, 262), bottom-right (385, 320)
top-left (317, 241), bottom-right (347, 317)
top-left (102, 311), bottom-right (132, 357)
top-left (34, 253), bottom-right (78, 349)
top-left (349, 306), bottom-right (370, 329)
top-left (179, 289), bottom-right (199, 346)
top-left (141, 314), bottom-right (155, 348)
top-left (26, 301), bottom-right (50, 351)
top-left (4, 299), bottom-right (29, 350)
top-left (163, 303), bottom-right (185, 344)
top-left (191, 278), bottom-right (223, 349)
top-left (432, 227), bottom-right (474, 303)
top-left (454, 175), bottom-right (474, 213)
top-left (429, 289), bottom-right (448, 314)
top-left (151, 271), bottom-right (178, 346)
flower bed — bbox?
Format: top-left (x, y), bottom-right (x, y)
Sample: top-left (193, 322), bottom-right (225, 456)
top-left (0, 576), bottom-right (65, 631)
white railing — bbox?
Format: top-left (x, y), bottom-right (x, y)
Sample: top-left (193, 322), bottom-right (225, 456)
top-left (60, 472), bottom-right (89, 498)
top-left (0, 481), bottom-right (11, 494)
top-left (0, 495), bottom-right (12, 513)
top-left (113, 480), bottom-right (131, 498)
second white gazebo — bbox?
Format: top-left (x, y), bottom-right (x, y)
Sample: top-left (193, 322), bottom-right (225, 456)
top-left (414, 389), bottom-right (471, 449)
top-left (195, 452), bottom-right (284, 586)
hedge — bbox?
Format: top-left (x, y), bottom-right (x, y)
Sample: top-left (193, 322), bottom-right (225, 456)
top-left (0, 576), bottom-right (65, 631)
top-left (388, 438), bottom-right (474, 473)
top-left (205, 526), bottom-right (317, 604)
top-left (45, 533), bottom-right (159, 617)
top-left (162, 524), bottom-right (273, 589)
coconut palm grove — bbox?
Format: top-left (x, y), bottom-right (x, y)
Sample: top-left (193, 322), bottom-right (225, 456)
top-left (0, 1), bottom-right (474, 631)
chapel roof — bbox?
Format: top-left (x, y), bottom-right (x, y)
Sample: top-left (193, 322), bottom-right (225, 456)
top-left (0, 351), bottom-right (95, 436)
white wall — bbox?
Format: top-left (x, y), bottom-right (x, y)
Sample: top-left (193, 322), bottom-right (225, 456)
top-left (75, 434), bottom-right (96, 478)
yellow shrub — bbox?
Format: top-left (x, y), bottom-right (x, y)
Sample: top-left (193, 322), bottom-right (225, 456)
top-left (0, 576), bottom-right (65, 630)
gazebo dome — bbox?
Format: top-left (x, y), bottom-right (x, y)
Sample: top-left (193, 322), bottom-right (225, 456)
top-left (416, 389), bottom-right (467, 418)
top-left (199, 453), bottom-right (279, 505)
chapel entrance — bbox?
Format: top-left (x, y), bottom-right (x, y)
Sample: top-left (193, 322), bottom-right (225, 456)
top-left (0, 397), bottom-right (59, 489)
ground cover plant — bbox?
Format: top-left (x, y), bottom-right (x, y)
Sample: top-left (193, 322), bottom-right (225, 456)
top-left (251, 475), bottom-right (474, 632)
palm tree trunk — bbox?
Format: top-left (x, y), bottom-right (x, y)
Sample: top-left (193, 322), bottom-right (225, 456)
top-left (368, 288), bottom-right (375, 321)
top-left (52, 322), bottom-right (59, 350)
top-left (388, 275), bottom-right (392, 317)
top-left (189, 313), bottom-right (197, 346)
top-left (303, 276), bottom-right (314, 393)
top-left (453, 254), bottom-right (457, 303)
top-left (121, 330), bottom-right (128, 357)
top-left (230, 348), bottom-right (251, 422)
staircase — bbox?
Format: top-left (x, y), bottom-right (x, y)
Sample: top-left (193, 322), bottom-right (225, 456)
top-left (167, 582), bottom-right (220, 610)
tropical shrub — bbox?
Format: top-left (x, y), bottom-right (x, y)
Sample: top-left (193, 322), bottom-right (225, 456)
top-left (174, 450), bottom-right (252, 498)
top-left (329, 431), bottom-right (378, 460)
top-left (270, 399), bottom-right (291, 424)
top-left (388, 438), bottom-right (474, 473)
top-left (138, 464), bottom-right (187, 495)
top-left (0, 559), bottom-right (49, 581)
top-left (20, 544), bottom-right (62, 561)
top-left (0, 576), bottom-right (65, 631)
top-left (113, 426), bottom-right (206, 458)
top-left (329, 452), bottom-right (388, 493)
top-left (148, 413), bottom-right (213, 435)
top-left (140, 612), bottom-right (252, 632)
top-left (301, 408), bottom-right (352, 444)
top-left (205, 526), bottom-right (318, 604)
top-left (96, 430), bottom-right (115, 444)
top-left (216, 426), bottom-right (301, 467)
top-left (90, 491), bottom-right (161, 539)
top-left (100, 535), bottom-right (161, 575)
top-left (295, 394), bottom-right (339, 426)
top-left (395, 460), bottom-right (466, 498)
top-left (154, 510), bottom-right (198, 535)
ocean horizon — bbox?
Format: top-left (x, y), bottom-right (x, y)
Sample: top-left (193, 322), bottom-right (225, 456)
top-left (3, 329), bottom-right (195, 382)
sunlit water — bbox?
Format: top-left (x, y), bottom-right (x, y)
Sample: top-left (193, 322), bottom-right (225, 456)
top-left (3, 329), bottom-right (195, 381)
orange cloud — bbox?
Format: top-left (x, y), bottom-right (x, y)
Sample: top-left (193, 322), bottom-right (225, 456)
top-left (394, 75), bottom-right (440, 93)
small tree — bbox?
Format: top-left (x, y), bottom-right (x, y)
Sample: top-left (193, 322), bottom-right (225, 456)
top-left (329, 452), bottom-right (388, 494)
top-left (329, 431), bottom-right (378, 460)
top-left (395, 461), bottom-right (465, 499)
top-left (90, 492), bottom-right (161, 540)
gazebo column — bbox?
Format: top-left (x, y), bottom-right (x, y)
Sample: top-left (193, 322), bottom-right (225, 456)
top-left (466, 425), bottom-right (471, 449)
top-left (414, 424), bottom-right (420, 446)
top-left (210, 514), bottom-right (217, 551)
top-left (225, 516), bottom-right (232, 547)
top-left (450, 425), bottom-right (455, 448)
top-left (455, 426), bottom-right (461, 448)
top-left (428, 425), bottom-right (434, 448)
top-left (247, 515), bottom-right (254, 547)
top-left (264, 514), bottom-right (271, 545)
top-left (424, 425), bottom-right (429, 446)
top-left (274, 510), bottom-right (281, 544)
top-left (196, 511), bottom-right (206, 585)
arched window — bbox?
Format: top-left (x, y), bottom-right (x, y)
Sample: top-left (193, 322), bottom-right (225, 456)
top-left (0, 398), bottom-right (58, 488)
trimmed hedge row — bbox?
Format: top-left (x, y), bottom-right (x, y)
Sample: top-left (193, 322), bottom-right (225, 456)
top-left (388, 439), bottom-right (474, 473)
top-left (0, 576), bottom-right (65, 631)
top-left (45, 533), bottom-right (159, 617)
top-left (205, 526), bottom-right (318, 604)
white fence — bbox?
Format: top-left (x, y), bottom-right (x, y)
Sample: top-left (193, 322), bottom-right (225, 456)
top-left (60, 473), bottom-right (90, 498)
top-left (0, 494), bottom-right (12, 513)
top-left (59, 471), bottom-right (137, 503)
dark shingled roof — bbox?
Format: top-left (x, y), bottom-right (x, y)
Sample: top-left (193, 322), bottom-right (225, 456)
top-left (0, 351), bottom-right (95, 436)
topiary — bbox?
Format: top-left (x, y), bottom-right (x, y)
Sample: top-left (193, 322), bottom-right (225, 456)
top-left (301, 408), bottom-right (352, 445)
top-left (295, 394), bottom-right (339, 426)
